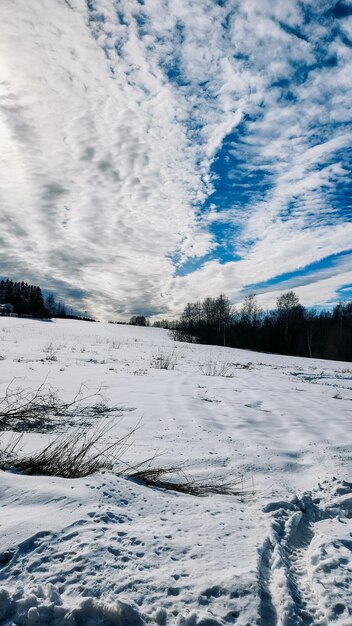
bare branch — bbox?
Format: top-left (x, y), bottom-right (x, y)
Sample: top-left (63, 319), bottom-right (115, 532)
top-left (0, 381), bottom-right (129, 432)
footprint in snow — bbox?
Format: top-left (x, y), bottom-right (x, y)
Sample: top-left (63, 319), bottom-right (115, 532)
top-left (258, 480), bottom-right (352, 626)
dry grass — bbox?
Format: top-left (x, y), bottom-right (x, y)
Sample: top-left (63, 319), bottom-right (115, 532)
top-left (0, 381), bottom-right (126, 432)
top-left (0, 426), bottom-right (247, 495)
top-left (43, 342), bottom-right (58, 361)
top-left (128, 465), bottom-right (248, 497)
top-left (0, 424), bottom-right (135, 478)
top-left (150, 349), bottom-right (178, 370)
top-left (199, 359), bottom-right (234, 377)
top-left (0, 377), bottom-right (246, 492)
top-left (234, 362), bottom-right (253, 370)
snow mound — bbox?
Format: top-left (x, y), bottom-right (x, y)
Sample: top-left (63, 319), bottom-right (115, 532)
top-left (0, 585), bottom-right (144, 626)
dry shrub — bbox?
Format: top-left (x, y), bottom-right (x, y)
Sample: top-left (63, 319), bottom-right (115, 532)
top-left (0, 424), bottom-right (135, 478)
top-left (0, 429), bottom-right (248, 493)
top-left (234, 362), bottom-right (252, 369)
top-left (128, 465), bottom-right (247, 497)
top-left (43, 342), bottom-right (58, 361)
top-left (0, 381), bottom-right (126, 432)
top-left (199, 359), bottom-right (234, 377)
top-left (150, 349), bottom-right (178, 370)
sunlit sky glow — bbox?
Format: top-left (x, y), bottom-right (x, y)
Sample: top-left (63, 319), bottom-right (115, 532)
top-left (0, 0), bottom-right (351, 319)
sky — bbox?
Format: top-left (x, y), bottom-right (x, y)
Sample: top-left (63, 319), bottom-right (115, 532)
top-left (0, 0), bottom-right (351, 320)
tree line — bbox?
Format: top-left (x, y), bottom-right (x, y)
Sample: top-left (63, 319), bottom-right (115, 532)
top-left (0, 279), bottom-right (47, 318)
top-left (0, 279), bottom-right (95, 321)
top-left (3, 278), bottom-right (350, 360)
top-left (160, 292), bottom-right (352, 362)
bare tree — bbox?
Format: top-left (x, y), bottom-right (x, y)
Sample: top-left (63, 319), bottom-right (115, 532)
top-left (241, 293), bottom-right (262, 326)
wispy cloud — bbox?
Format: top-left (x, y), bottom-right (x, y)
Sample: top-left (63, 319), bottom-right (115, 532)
top-left (0, 0), bottom-right (351, 318)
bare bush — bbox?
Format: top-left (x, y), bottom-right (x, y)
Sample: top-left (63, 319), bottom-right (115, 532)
top-left (234, 362), bottom-right (252, 370)
top-left (169, 329), bottom-right (195, 343)
top-left (43, 342), bottom-right (58, 361)
top-left (0, 381), bottom-right (126, 432)
top-left (150, 349), bottom-right (178, 370)
top-left (128, 465), bottom-right (247, 497)
top-left (0, 425), bottom-right (247, 492)
top-left (0, 424), bottom-right (135, 478)
top-left (200, 395), bottom-right (221, 404)
top-left (199, 359), bottom-right (234, 377)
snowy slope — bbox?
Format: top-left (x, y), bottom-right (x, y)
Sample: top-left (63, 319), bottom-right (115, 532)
top-left (0, 318), bottom-right (351, 625)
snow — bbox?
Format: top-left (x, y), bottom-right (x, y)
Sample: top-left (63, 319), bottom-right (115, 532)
top-left (0, 318), bottom-right (351, 625)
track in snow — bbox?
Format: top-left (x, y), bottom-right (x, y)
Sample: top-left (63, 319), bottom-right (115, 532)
top-left (258, 481), bottom-right (352, 626)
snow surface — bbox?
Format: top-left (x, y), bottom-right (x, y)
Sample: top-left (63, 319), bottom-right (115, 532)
top-left (0, 318), bottom-right (351, 625)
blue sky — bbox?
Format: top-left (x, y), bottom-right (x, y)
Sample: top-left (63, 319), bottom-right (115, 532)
top-left (0, 0), bottom-right (351, 318)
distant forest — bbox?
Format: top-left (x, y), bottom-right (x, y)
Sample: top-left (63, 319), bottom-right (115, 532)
top-left (155, 293), bottom-right (352, 362)
top-left (0, 279), bottom-right (47, 318)
top-left (2, 279), bottom-right (351, 361)
top-left (0, 279), bottom-right (94, 321)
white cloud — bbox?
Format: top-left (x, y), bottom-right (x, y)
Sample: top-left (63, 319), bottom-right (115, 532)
top-left (0, 0), bottom-right (351, 319)
top-left (0, 0), bottom-right (212, 317)
top-left (254, 269), bottom-right (352, 311)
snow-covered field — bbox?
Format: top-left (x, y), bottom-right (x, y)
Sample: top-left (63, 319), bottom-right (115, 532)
top-left (0, 318), bottom-right (351, 626)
